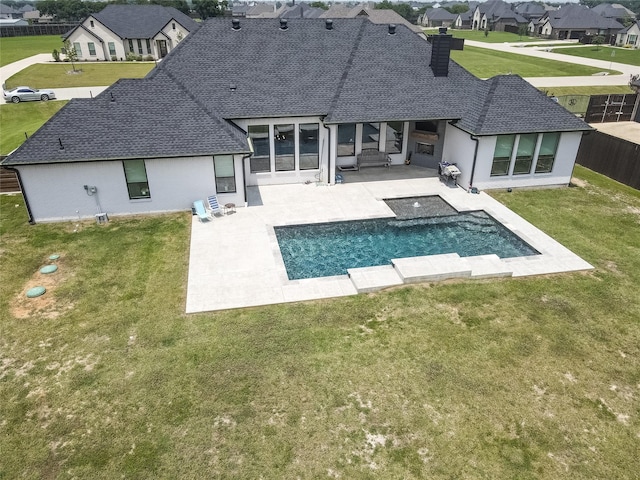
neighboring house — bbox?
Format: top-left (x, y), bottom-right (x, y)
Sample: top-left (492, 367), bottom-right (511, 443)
top-left (616, 20), bottom-right (640, 48)
top-left (279, 2), bottom-right (325, 19)
top-left (534, 4), bottom-right (623, 39)
top-left (513, 2), bottom-right (547, 22)
top-left (471, 0), bottom-right (527, 31)
top-left (454, 10), bottom-right (473, 29)
top-left (2, 18), bottom-right (590, 224)
top-left (62, 4), bottom-right (199, 61)
top-left (319, 6), bottom-right (424, 35)
top-left (420, 8), bottom-right (456, 28)
top-left (0, 17), bottom-right (27, 26)
top-left (592, 3), bottom-right (636, 24)
top-left (0, 3), bottom-right (20, 19)
top-left (245, 3), bottom-right (276, 18)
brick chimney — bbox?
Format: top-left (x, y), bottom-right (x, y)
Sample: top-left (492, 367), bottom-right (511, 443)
top-left (430, 27), bottom-right (452, 77)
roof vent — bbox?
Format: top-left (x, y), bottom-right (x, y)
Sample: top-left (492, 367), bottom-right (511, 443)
top-left (58, 138), bottom-right (64, 150)
top-left (439, 27), bottom-right (447, 34)
top-left (232, 19), bottom-right (240, 30)
top-left (280, 19), bottom-right (288, 30)
top-left (110, 92), bottom-right (115, 102)
top-left (325, 19), bottom-right (333, 30)
top-left (229, 83), bottom-right (237, 92)
top-left (388, 24), bottom-right (396, 35)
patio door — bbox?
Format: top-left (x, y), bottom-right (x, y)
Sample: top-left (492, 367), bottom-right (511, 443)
top-left (157, 40), bottom-right (168, 58)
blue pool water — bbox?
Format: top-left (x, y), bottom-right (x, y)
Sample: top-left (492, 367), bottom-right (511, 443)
top-left (274, 211), bottom-right (539, 280)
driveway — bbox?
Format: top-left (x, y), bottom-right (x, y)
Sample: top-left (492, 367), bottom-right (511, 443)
top-left (465, 40), bottom-right (640, 87)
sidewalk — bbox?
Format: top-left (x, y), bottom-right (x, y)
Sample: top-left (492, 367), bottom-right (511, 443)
top-left (465, 40), bottom-right (640, 87)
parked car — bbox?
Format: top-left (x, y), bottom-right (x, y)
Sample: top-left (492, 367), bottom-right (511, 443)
top-left (3, 86), bottom-right (56, 103)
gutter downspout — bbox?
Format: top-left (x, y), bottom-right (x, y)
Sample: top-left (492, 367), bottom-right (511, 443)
top-left (321, 118), bottom-right (331, 184)
top-left (3, 165), bottom-right (35, 224)
top-left (241, 152), bottom-right (252, 208)
top-left (468, 134), bottom-right (479, 192)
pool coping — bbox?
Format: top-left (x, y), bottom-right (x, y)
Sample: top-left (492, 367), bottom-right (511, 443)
top-left (186, 177), bottom-right (593, 313)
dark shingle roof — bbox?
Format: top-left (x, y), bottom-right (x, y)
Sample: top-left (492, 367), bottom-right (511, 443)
top-left (456, 75), bottom-right (589, 135)
top-left (161, 18), bottom-right (461, 122)
top-left (425, 8), bottom-right (457, 22)
top-left (545, 4), bottom-right (623, 30)
top-left (91, 4), bottom-right (198, 39)
top-left (3, 71), bottom-right (249, 166)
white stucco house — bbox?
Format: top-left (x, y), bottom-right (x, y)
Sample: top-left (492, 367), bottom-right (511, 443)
top-left (62, 4), bottom-right (199, 61)
top-left (616, 21), bottom-right (640, 48)
top-left (2, 18), bottom-right (591, 224)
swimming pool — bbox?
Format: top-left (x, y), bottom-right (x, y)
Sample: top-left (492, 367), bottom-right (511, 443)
top-left (274, 204), bottom-right (539, 280)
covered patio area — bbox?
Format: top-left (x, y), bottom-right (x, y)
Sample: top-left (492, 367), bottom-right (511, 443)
top-left (186, 176), bottom-right (592, 313)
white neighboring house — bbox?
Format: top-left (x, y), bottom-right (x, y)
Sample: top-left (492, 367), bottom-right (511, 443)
top-left (62, 4), bottom-right (199, 61)
top-left (616, 21), bottom-right (640, 48)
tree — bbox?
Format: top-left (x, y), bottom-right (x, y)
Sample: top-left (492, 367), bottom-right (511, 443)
top-left (444, 4), bottom-right (469, 14)
top-left (374, 1), bottom-right (419, 24)
top-left (63, 40), bottom-right (79, 72)
top-left (309, 1), bottom-right (329, 10)
top-left (192, 0), bottom-right (228, 20)
top-left (592, 34), bottom-right (605, 51)
top-left (518, 24), bottom-right (528, 41)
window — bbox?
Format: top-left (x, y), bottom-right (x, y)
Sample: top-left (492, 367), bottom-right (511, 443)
top-left (108, 42), bottom-right (116, 56)
top-left (415, 121), bottom-right (438, 133)
top-left (274, 124), bottom-right (295, 171)
top-left (146, 39), bottom-right (151, 54)
top-left (628, 34), bottom-right (638, 44)
top-left (73, 42), bottom-right (82, 57)
top-left (137, 39), bottom-right (143, 55)
top-left (90, 20), bottom-right (94, 28)
top-left (385, 121), bottom-right (404, 154)
top-left (87, 42), bottom-right (96, 56)
top-left (214, 155), bottom-right (236, 193)
top-left (536, 133), bottom-right (559, 173)
top-left (513, 133), bottom-right (536, 175)
top-left (128, 39), bottom-right (134, 52)
top-left (123, 160), bottom-right (150, 199)
top-left (172, 22), bottom-right (176, 30)
top-left (337, 124), bottom-right (355, 157)
top-left (299, 123), bottom-right (319, 170)
top-left (248, 125), bottom-right (270, 173)
top-left (491, 134), bottom-right (515, 176)
top-left (361, 122), bottom-right (380, 150)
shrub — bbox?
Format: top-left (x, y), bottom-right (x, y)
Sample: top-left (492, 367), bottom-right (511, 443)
top-left (111, 55), bottom-right (118, 61)
top-left (125, 53), bottom-right (143, 61)
top-left (52, 49), bottom-right (60, 62)
top-left (143, 55), bottom-right (154, 61)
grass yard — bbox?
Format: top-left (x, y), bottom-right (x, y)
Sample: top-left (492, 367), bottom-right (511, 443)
top-left (550, 46), bottom-right (640, 67)
top-left (5, 63), bottom-right (155, 89)
top-left (425, 28), bottom-right (539, 44)
top-left (1, 166), bottom-right (639, 478)
top-left (0, 35), bottom-right (61, 67)
top-left (451, 46), bottom-right (619, 78)
top-left (537, 85), bottom-right (634, 96)
top-left (0, 101), bottom-right (67, 155)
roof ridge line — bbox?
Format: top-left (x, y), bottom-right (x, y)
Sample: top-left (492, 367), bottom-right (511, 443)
top-left (474, 77), bottom-right (500, 133)
top-left (326, 18), bottom-right (367, 118)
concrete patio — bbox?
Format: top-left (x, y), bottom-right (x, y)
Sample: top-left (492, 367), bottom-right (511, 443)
top-left (186, 167), bottom-right (593, 313)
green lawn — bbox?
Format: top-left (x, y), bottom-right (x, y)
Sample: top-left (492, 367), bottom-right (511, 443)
top-left (451, 45), bottom-right (619, 78)
top-left (538, 85), bottom-right (634, 96)
top-left (1, 165), bottom-right (639, 478)
top-left (426, 28), bottom-right (540, 43)
top-left (550, 46), bottom-right (640, 67)
top-left (5, 63), bottom-right (155, 89)
top-left (0, 35), bottom-right (62, 67)
top-left (0, 101), bottom-right (67, 155)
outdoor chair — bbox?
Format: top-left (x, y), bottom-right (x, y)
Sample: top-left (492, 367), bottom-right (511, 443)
top-left (193, 200), bottom-right (210, 222)
top-left (207, 195), bottom-right (223, 216)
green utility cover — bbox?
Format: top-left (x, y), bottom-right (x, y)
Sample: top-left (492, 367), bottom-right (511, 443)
top-left (49, 254), bottom-right (60, 260)
top-left (26, 286), bottom-right (46, 298)
top-left (40, 265), bottom-right (58, 274)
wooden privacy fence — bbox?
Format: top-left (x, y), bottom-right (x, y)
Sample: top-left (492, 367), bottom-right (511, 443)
top-left (0, 24), bottom-right (76, 37)
top-left (576, 131), bottom-right (640, 190)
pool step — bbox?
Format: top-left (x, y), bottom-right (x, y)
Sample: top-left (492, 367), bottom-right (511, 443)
top-left (465, 254), bottom-right (513, 279)
top-left (393, 253), bottom-right (472, 283)
top-left (348, 265), bottom-right (404, 293)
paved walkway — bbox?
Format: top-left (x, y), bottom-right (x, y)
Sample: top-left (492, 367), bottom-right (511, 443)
top-left (186, 170), bottom-right (593, 313)
top-left (465, 40), bottom-right (640, 87)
